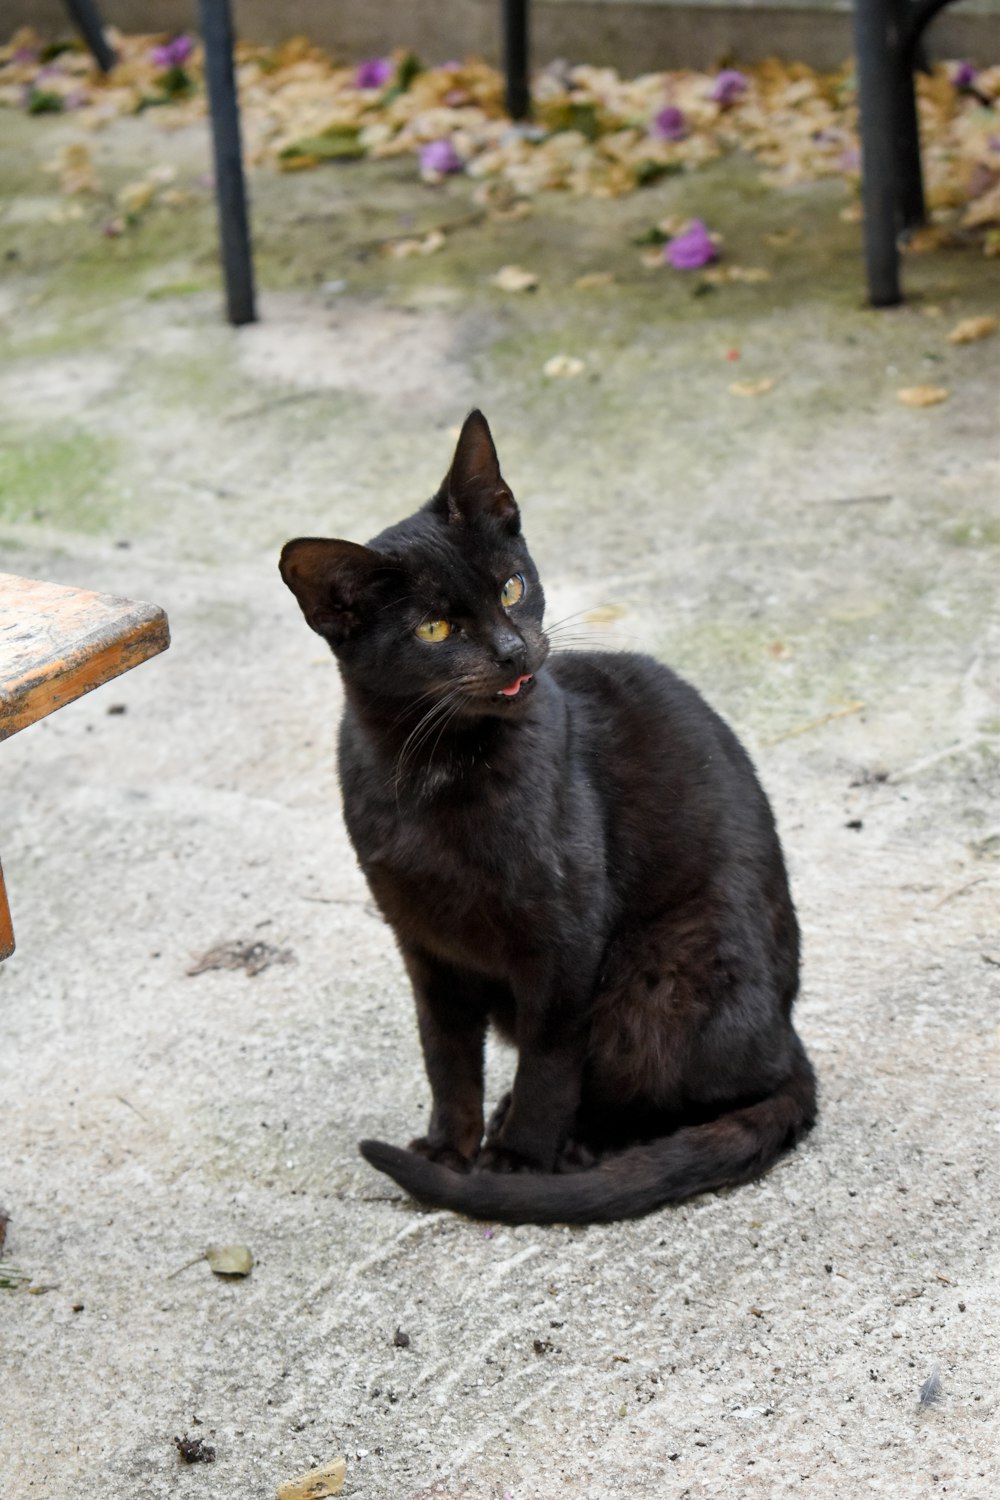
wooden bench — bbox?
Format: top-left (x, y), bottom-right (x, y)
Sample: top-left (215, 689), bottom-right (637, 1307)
top-left (0, 573), bottom-right (170, 960)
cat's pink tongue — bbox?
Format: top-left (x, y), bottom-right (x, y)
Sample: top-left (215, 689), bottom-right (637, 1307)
top-left (499, 674), bottom-right (533, 697)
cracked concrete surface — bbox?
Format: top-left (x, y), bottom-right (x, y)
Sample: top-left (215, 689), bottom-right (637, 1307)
top-left (1, 101), bottom-right (998, 1499)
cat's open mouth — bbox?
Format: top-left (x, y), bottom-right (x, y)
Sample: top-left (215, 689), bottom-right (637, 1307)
top-left (494, 673), bottom-right (534, 701)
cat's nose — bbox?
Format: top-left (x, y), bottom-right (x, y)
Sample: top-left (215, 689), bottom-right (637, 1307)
top-left (491, 626), bottom-right (527, 673)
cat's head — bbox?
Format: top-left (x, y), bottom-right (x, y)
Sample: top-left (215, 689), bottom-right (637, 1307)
top-left (280, 411), bottom-right (549, 720)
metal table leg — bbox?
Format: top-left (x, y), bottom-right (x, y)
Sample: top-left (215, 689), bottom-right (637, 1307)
top-left (503, 0), bottom-right (530, 120)
top-left (63, 0), bottom-right (116, 72)
top-left (198, 0), bottom-right (257, 326)
top-left (890, 0), bottom-right (926, 229)
top-left (854, 0), bottom-right (903, 306)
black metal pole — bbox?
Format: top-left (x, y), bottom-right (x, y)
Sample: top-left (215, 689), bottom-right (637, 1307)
top-left (853, 0), bottom-right (902, 306)
top-left (198, 0), bottom-right (257, 326)
top-left (503, 0), bottom-right (530, 121)
top-left (64, 0), bottom-right (116, 73)
top-left (890, 0), bottom-right (926, 229)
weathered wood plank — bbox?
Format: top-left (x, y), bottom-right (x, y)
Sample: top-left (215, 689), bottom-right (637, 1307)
top-left (0, 572), bottom-right (170, 741)
top-left (0, 860), bottom-right (13, 961)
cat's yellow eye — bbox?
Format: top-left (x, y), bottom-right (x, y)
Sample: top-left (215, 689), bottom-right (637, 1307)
top-left (500, 574), bottom-right (525, 608)
top-left (415, 618), bottom-right (451, 643)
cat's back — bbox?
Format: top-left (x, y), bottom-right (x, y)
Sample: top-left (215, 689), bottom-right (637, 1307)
top-left (548, 647), bottom-right (745, 768)
top-left (547, 647), bottom-right (779, 864)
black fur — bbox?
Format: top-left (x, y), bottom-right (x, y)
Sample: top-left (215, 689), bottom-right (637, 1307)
top-left (280, 410), bottom-right (816, 1223)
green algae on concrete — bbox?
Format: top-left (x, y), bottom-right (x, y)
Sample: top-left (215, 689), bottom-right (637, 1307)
top-left (0, 428), bottom-right (122, 532)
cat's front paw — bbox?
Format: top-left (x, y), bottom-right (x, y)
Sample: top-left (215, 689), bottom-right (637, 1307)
top-left (407, 1136), bottom-right (472, 1173)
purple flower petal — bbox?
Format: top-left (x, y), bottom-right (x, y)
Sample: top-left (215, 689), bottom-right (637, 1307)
top-left (951, 60), bottom-right (977, 89)
top-left (709, 69), bottom-right (748, 106)
top-left (665, 219), bottom-right (718, 270)
top-left (152, 35), bottom-right (194, 71)
top-left (355, 56), bottom-right (394, 89)
top-left (651, 105), bottom-right (687, 142)
top-left (420, 137), bottom-right (464, 175)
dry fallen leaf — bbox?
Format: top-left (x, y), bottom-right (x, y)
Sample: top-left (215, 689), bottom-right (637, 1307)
top-left (703, 265), bottom-right (771, 284)
top-left (584, 604), bottom-right (627, 624)
top-left (57, 143), bottom-right (99, 195)
top-left (277, 1456), bottom-right (347, 1500)
top-left (117, 180), bottom-right (155, 214)
top-left (947, 315), bottom-right (998, 344)
top-left (729, 377), bottom-right (775, 397)
top-left (574, 271), bottom-right (616, 289)
top-left (897, 385), bottom-right (949, 407)
top-left (385, 229), bottom-right (446, 258)
top-left (187, 940), bottom-right (294, 977)
top-left (903, 226), bottom-right (958, 253)
top-left (491, 264), bottom-right (539, 292)
top-left (543, 354), bottom-right (586, 378)
top-left (764, 227), bottom-right (802, 247)
top-left (206, 1244), bottom-right (254, 1277)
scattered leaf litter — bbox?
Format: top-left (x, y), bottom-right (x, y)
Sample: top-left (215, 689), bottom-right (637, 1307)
top-left (1, 28), bottom-right (997, 247)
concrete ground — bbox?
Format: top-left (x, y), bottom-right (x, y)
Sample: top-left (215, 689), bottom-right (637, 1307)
top-left (1, 94), bottom-right (998, 1500)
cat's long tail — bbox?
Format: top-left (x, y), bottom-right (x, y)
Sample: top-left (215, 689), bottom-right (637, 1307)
top-left (359, 1044), bottom-right (817, 1225)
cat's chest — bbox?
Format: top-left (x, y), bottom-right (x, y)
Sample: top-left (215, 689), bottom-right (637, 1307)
top-left (342, 764), bottom-right (588, 973)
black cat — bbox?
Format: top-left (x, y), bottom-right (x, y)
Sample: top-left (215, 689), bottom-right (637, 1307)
top-left (280, 410), bottom-right (816, 1223)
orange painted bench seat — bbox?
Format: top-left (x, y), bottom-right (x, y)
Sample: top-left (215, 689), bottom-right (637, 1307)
top-left (0, 572), bottom-right (170, 959)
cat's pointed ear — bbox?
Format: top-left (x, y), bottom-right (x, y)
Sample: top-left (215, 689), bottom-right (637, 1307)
top-left (279, 537), bottom-right (392, 644)
top-left (437, 409), bottom-right (520, 533)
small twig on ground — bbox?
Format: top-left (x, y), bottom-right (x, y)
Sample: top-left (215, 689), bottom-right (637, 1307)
top-left (763, 700), bottom-right (865, 746)
top-left (114, 1093), bottom-right (149, 1122)
top-left (225, 390), bottom-right (327, 423)
top-left (814, 493), bottom-right (893, 506)
top-left (930, 876), bottom-right (988, 910)
top-left (890, 736), bottom-right (984, 782)
top-left (360, 208), bottom-right (487, 253)
top-left (166, 1252), bottom-right (207, 1281)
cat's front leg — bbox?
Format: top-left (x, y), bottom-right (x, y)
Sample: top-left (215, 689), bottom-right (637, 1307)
top-left (479, 976), bottom-right (591, 1173)
top-left (403, 948), bottom-right (489, 1169)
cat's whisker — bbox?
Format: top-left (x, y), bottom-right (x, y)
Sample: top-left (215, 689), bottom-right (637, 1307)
top-left (544, 628), bottom-right (609, 651)
top-left (393, 681), bottom-right (474, 795)
top-left (386, 682), bottom-right (454, 733)
top-left (544, 606), bottom-right (615, 632)
top-left (424, 695), bottom-right (468, 777)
